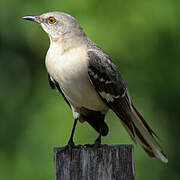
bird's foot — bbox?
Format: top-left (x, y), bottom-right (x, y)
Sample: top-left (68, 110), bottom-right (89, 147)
top-left (93, 136), bottom-right (101, 148)
top-left (63, 139), bottom-right (75, 151)
top-left (62, 139), bottom-right (75, 160)
top-left (67, 139), bottom-right (75, 148)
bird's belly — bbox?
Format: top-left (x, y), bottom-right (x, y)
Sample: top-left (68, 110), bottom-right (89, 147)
top-left (46, 46), bottom-right (107, 111)
top-left (59, 73), bottom-right (106, 111)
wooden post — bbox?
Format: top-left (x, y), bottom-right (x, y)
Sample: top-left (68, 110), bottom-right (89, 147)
top-left (54, 145), bottom-right (134, 180)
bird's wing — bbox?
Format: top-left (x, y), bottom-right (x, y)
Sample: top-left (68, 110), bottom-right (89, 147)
top-left (48, 74), bottom-right (56, 89)
top-left (87, 50), bottom-right (135, 135)
top-left (87, 50), bottom-right (168, 163)
top-left (48, 74), bottom-right (70, 107)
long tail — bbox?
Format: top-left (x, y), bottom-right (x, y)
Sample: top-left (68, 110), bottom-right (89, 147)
top-left (120, 103), bottom-right (168, 163)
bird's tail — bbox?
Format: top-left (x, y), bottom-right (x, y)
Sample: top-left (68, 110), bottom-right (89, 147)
top-left (120, 104), bottom-right (168, 163)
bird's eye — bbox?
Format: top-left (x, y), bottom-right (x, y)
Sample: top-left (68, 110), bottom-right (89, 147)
top-left (48, 16), bottom-right (56, 24)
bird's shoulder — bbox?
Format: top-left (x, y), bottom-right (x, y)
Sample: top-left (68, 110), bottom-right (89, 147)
top-left (86, 40), bottom-right (128, 100)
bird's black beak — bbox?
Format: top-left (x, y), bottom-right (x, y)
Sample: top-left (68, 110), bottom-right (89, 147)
top-left (22, 15), bottom-right (41, 24)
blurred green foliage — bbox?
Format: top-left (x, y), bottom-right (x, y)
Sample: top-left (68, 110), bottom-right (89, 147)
top-left (0, 0), bottom-right (180, 179)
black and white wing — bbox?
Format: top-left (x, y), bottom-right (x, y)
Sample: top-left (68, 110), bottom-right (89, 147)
top-left (87, 50), bottom-right (168, 163)
top-left (87, 50), bottom-right (134, 134)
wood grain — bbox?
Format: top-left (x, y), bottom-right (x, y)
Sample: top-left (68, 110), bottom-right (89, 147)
top-left (54, 145), bottom-right (134, 180)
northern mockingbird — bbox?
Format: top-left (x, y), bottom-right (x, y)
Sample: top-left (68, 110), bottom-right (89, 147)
top-left (23, 12), bottom-right (168, 163)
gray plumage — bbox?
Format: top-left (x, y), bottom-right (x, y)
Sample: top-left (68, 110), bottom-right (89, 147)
top-left (23, 11), bottom-right (168, 163)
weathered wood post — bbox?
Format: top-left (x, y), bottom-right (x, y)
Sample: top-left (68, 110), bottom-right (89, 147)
top-left (54, 145), bottom-right (134, 180)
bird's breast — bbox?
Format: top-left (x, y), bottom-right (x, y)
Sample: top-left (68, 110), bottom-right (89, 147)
top-left (45, 43), bottom-right (107, 111)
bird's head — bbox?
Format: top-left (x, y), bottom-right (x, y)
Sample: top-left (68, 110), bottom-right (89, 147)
top-left (23, 12), bottom-right (86, 43)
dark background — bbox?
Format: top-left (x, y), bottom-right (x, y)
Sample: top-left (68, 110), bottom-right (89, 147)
top-left (0, 0), bottom-right (179, 179)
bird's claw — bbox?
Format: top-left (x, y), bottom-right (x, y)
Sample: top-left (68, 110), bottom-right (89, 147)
top-left (93, 138), bottom-right (101, 148)
top-left (62, 139), bottom-right (75, 151)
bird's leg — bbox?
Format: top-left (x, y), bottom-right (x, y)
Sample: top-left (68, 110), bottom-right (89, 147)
top-left (67, 118), bottom-right (78, 147)
top-left (94, 130), bottom-right (102, 147)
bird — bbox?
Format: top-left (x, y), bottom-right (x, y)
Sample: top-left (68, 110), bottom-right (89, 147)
top-left (23, 11), bottom-right (168, 163)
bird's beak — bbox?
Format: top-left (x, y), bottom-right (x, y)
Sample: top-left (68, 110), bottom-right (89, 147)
top-left (22, 15), bottom-right (41, 24)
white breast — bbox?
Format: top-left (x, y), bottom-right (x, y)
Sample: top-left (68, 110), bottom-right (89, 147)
top-left (45, 42), bottom-right (107, 111)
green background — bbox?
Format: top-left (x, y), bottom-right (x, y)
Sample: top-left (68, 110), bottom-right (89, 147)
top-left (0, 0), bottom-right (179, 179)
